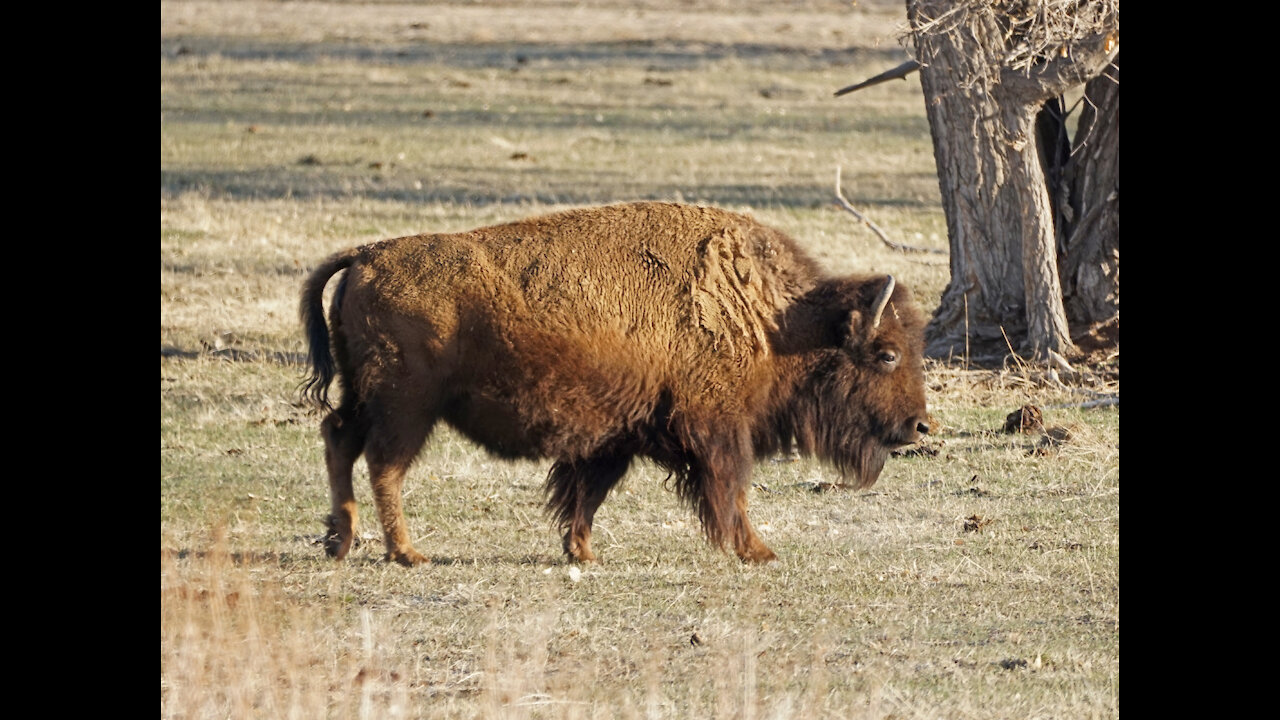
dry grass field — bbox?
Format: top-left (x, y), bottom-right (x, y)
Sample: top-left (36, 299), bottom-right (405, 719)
top-left (161, 2), bottom-right (1119, 717)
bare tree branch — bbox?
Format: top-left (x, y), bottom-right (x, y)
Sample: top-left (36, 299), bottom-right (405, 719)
top-left (833, 167), bottom-right (945, 255)
top-left (1046, 349), bottom-right (1074, 374)
top-left (834, 60), bottom-right (921, 97)
top-left (1048, 395), bottom-right (1118, 410)
top-left (998, 32), bottom-right (1119, 103)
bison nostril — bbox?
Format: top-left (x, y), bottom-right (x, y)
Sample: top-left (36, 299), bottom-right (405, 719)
top-left (917, 421), bottom-right (930, 435)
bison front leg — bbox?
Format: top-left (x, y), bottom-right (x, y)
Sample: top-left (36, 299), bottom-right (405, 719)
top-left (731, 486), bottom-right (777, 564)
top-left (684, 429), bottom-right (777, 564)
top-left (321, 408), bottom-right (366, 560)
top-left (546, 454), bottom-right (631, 563)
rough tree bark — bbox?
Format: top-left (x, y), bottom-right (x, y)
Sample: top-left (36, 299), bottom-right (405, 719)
top-left (907, 1), bottom-right (1118, 361)
top-left (1060, 54), bottom-right (1119, 339)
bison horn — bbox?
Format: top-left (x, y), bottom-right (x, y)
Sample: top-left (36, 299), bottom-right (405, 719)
top-left (870, 275), bottom-right (895, 330)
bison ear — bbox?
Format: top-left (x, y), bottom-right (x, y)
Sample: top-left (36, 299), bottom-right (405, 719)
top-left (842, 309), bottom-right (868, 348)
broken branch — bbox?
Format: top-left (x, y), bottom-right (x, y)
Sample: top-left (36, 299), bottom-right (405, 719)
top-left (834, 167), bottom-right (945, 255)
top-left (1048, 395), bottom-right (1118, 410)
top-left (834, 60), bottom-right (922, 97)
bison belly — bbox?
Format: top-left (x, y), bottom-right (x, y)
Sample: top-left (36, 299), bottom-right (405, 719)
top-left (441, 333), bottom-right (663, 463)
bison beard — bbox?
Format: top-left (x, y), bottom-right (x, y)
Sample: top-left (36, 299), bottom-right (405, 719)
top-left (300, 202), bottom-right (929, 565)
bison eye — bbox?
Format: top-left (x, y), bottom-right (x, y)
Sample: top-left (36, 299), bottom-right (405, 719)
top-left (877, 350), bottom-right (899, 367)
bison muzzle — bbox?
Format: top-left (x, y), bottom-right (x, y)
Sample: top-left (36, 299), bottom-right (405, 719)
top-left (300, 202), bottom-right (928, 566)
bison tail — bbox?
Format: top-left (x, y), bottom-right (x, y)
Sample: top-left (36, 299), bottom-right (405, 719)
top-left (299, 249), bottom-right (358, 410)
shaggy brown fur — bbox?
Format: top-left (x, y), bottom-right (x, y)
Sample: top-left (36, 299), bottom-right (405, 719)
top-left (301, 202), bottom-right (929, 565)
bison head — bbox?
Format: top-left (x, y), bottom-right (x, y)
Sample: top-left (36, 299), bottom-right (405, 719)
top-left (774, 275), bottom-right (930, 489)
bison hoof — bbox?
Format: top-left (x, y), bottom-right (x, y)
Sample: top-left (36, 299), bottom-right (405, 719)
top-left (387, 547), bottom-right (430, 567)
top-left (563, 534), bottom-right (598, 563)
top-left (568, 550), bottom-right (598, 564)
top-left (323, 516), bottom-right (353, 560)
top-left (323, 535), bottom-right (352, 560)
top-left (738, 546), bottom-right (778, 564)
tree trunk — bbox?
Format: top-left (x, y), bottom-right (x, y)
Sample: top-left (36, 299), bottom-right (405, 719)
top-left (908, 0), bottom-right (1118, 361)
top-left (1060, 54), bottom-right (1119, 342)
top-left (916, 54), bottom-right (1029, 360)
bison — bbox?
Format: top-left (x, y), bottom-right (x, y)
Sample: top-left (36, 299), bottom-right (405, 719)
top-left (300, 202), bottom-right (929, 566)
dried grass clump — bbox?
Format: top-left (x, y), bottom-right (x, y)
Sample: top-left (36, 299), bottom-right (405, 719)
top-left (161, 540), bottom-right (413, 720)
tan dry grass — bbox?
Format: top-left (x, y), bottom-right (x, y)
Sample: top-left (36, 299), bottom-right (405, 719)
top-left (162, 357), bottom-right (1117, 718)
top-left (161, 2), bottom-right (1117, 716)
top-left (163, 0), bottom-right (907, 50)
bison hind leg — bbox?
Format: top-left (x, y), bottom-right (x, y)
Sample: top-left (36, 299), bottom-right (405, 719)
top-left (355, 384), bottom-right (444, 568)
top-left (545, 453), bottom-right (631, 563)
top-left (321, 406), bottom-right (367, 560)
top-left (364, 420), bottom-right (437, 567)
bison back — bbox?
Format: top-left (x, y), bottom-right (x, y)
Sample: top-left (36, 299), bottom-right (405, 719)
top-left (333, 202), bottom-right (822, 458)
